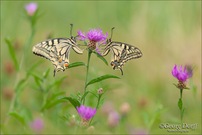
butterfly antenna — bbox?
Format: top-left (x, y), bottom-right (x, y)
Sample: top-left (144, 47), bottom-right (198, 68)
top-left (70, 24), bottom-right (73, 38)
top-left (110, 27), bottom-right (115, 40)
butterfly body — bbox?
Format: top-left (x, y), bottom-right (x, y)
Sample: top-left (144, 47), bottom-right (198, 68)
top-left (32, 37), bottom-right (83, 76)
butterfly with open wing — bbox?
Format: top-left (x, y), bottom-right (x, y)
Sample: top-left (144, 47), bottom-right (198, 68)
top-left (102, 27), bottom-right (143, 75)
top-left (32, 24), bottom-right (83, 76)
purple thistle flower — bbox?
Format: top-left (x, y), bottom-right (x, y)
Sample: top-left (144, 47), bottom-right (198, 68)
top-left (77, 29), bottom-right (108, 52)
top-left (86, 29), bottom-right (108, 42)
top-left (172, 65), bottom-right (193, 82)
top-left (30, 118), bottom-right (44, 133)
top-left (78, 29), bottom-right (108, 43)
top-left (76, 105), bottom-right (96, 121)
top-left (77, 30), bottom-right (86, 41)
top-left (25, 2), bottom-right (38, 16)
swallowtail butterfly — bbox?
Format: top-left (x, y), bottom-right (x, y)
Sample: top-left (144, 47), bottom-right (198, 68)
top-left (32, 24), bottom-right (83, 76)
top-left (102, 27), bottom-right (143, 75)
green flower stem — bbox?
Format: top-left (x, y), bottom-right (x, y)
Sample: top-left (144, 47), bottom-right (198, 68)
top-left (89, 94), bottom-right (102, 125)
top-left (83, 49), bottom-right (92, 104)
top-left (179, 89), bottom-right (184, 123)
top-left (5, 24), bottom-right (35, 125)
top-left (180, 89), bottom-right (183, 99)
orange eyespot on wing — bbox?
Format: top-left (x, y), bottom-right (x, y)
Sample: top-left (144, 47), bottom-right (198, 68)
top-left (64, 63), bottom-right (69, 68)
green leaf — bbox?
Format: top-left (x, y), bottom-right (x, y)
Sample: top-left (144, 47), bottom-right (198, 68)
top-left (9, 112), bottom-right (25, 125)
top-left (93, 51), bottom-right (108, 65)
top-left (30, 73), bottom-right (43, 82)
top-left (86, 74), bottom-right (120, 87)
top-left (43, 68), bottom-right (50, 79)
top-left (26, 61), bottom-right (42, 76)
top-left (41, 92), bottom-right (65, 111)
top-left (50, 92), bottom-right (66, 101)
top-left (41, 99), bottom-right (64, 111)
top-left (60, 97), bottom-right (80, 109)
top-left (41, 100), bottom-right (64, 111)
top-left (47, 76), bottom-right (66, 91)
top-left (30, 73), bottom-right (44, 91)
top-left (68, 62), bottom-right (86, 69)
top-left (81, 91), bottom-right (89, 102)
top-left (178, 98), bottom-right (183, 110)
top-left (15, 77), bottom-right (28, 94)
top-left (5, 38), bottom-right (19, 71)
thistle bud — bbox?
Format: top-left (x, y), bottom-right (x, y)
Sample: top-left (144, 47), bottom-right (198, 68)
top-left (97, 88), bottom-right (103, 95)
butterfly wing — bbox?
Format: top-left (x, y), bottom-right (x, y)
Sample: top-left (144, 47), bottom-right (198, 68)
top-left (32, 38), bottom-right (83, 76)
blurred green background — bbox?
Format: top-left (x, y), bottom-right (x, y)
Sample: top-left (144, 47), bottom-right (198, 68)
top-left (1, 1), bottom-right (201, 134)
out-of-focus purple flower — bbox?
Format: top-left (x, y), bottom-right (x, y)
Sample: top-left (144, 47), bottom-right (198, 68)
top-left (185, 65), bottom-right (193, 78)
top-left (25, 2), bottom-right (38, 16)
top-left (4, 61), bottom-right (14, 75)
top-left (76, 105), bottom-right (96, 121)
top-left (30, 118), bottom-right (44, 133)
top-left (101, 101), bottom-right (114, 116)
top-left (172, 65), bottom-right (193, 82)
top-left (119, 102), bottom-right (131, 115)
top-left (107, 111), bottom-right (120, 127)
top-left (129, 128), bottom-right (149, 135)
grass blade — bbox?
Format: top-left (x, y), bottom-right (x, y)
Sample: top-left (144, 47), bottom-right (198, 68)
top-left (5, 38), bottom-right (19, 71)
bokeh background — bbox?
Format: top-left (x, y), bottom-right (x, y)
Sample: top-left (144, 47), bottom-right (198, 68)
top-left (1, 1), bottom-right (201, 134)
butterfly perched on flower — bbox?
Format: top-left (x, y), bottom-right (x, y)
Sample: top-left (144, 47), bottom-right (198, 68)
top-left (32, 24), bottom-right (83, 76)
top-left (102, 27), bottom-right (143, 75)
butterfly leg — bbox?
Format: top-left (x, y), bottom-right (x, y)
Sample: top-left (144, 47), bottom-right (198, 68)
top-left (53, 69), bottom-right (56, 77)
top-left (119, 68), bottom-right (123, 75)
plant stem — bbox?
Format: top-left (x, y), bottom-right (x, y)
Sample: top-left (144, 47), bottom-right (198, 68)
top-left (89, 94), bottom-right (102, 125)
top-left (83, 49), bottom-right (92, 104)
top-left (180, 89), bottom-right (183, 99)
top-left (180, 89), bottom-right (183, 123)
top-left (4, 26), bottom-right (35, 125)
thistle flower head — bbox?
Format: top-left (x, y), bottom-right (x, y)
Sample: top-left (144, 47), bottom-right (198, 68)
top-left (76, 105), bottom-right (96, 121)
top-left (172, 65), bottom-right (193, 82)
top-left (25, 2), bottom-right (38, 16)
top-left (77, 29), bottom-right (108, 51)
top-left (86, 29), bottom-right (108, 42)
top-left (78, 29), bottom-right (108, 42)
